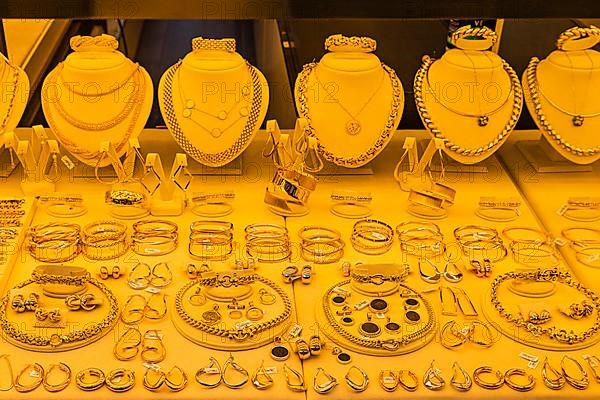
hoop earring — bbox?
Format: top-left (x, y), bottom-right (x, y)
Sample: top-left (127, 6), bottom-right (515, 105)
top-left (379, 370), bottom-right (399, 392)
top-left (313, 367), bottom-right (338, 394)
top-left (419, 258), bottom-right (442, 284)
top-left (450, 362), bottom-right (472, 392)
top-left (251, 361), bottom-right (274, 390)
top-left (473, 366), bottom-right (504, 390)
top-left (283, 364), bottom-right (306, 392)
top-left (504, 368), bottom-right (535, 392)
top-left (561, 355), bottom-right (589, 390)
top-left (222, 354), bottom-right (249, 389)
top-left (344, 365), bottom-right (369, 392)
top-left (14, 363), bottom-right (44, 392)
top-left (423, 361), bottom-right (445, 391)
top-left (542, 357), bottom-right (565, 390)
top-left (195, 357), bottom-right (222, 389)
top-left (113, 327), bottom-right (142, 361)
top-left (141, 330), bottom-right (166, 363)
top-left (398, 369), bottom-right (419, 392)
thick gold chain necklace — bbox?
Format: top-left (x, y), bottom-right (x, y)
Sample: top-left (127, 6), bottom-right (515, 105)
top-left (0, 61), bottom-right (19, 133)
top-left (415, 55), bottom-right (523, 157)
top-left (297, 61), bottom-right (403, 167)
top-left (162, 59), bottom-right (262, 167)
top-left (526, 57), bottom-right (600, 156)
top-left (312, 65), bottom-right (386, 135)
top-left (176, 65), bottom-right (252, 138)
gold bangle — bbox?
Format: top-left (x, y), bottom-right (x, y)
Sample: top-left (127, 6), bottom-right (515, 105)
top-left (105, 189), bottom-right (147, 206)
top-left (408, 189), bottom-right (447, 219)
top-left (562, 227), bottom-right (600, 244)
top-left (502, 226), bottom-right (550, 244)
top-left (476, 206), bottom-right (520, 222)
top-left (504, 368), bottom-right (535, 392)
top-left (192, 37), bottom-right (236, 52)
top-left (105, 368), bottom-right (136, 392)
top-left (324, 34), bottom-right (376, 52)
top-left (556, 25), bottom-right (600, 51)
top-left (70, 34), bottom-right (118, 51)
top-left (43, 363), bottom-right (71, 392)
top-left (14, 363), bottom-right (44, 393)
top-left (330, 201), bottom-right (372, 219)
top-left (195, 357), bottom-right (222, 389)
top-left (473, 366), bottom-right (504, 390)
top-left (271, 172), bottom-right (312, 203)
top-left (450, 25), bottom-right (498, 50)
top-left (191, 192), bottom-right (235, 217)
top-left (331, 190), bottom-right (372, 203)
top-left (75, 368), bottom-right (105, 391)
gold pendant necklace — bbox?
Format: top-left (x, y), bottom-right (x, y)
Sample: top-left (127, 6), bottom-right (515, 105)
top-left (162, 59), bottom-right (263, 167)
top-left (535, 53), bottom-right (600, 127)
top-left (424, 52), bottom-right (512, 127)
top-left (526, 57), bottom-right (600, 156)
top-left (296, 61), bottom-right (403, 167)
top-left (176, 66), bottom-right (252, 138)
top-left (415, 55), bottom-right (523, 157)
top-left (312, 65), bottom-right (386, 135)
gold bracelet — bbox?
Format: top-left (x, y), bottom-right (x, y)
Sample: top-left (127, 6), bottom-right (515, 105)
top-left (14, 363), bottom-right (44, 392)
top-left (191, 191), bottom-right (235, 217)
top-left (70, 34), bottom-right (118, 51)
top-left (449, 25), bottom-right (498, 50)
top-left (502, 226), bottom-right (550, 244)
top-left (43, 363), bottom-right (71, 392)
top-left (75, 368), bottom-right (105, 391)
top-left (132, 232), bottom-right (178, 256)
top-left (330, 202), bottom-right (372, 219)
top-left (105, 189), bottom-right (146, 206)
top-left (556, 25), bottom-right (600, 51)
top-left (192, 37), bottom-right (236, 52)
top-left (562, 227), bottom-right (600, 245)
top-left (324, 34), bottom-right (376, 52)
top-left (272, 172), bottom-right (312, 203)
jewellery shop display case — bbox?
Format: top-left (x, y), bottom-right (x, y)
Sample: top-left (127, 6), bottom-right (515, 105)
top-left (2, 1), bottom-right (600, 399)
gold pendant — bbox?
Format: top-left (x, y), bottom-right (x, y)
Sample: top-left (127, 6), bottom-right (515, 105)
top-left (573, 115), bottom-right (584, 127)
top-left (478, 115), bottom-right (489, 127)
top-left (346, 120), bottom-right (361, 135)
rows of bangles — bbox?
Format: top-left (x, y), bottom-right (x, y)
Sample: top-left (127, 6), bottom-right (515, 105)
top-left (0, 354), bottom-right (596, 393)
top-left (25, 219), bottom-right (600, 269)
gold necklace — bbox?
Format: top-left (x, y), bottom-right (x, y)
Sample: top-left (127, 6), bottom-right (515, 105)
top-left (296, 61), bottom-right (403, 167)
top-left (176, 65), bottom-right (252, 138)
top-left (535, 53), bottom-right (600, 127)
top-left (526, 57), bottom-right (600, 156)
top-left (43, 64), bottom-right (146, 162)
top-left (162, 59), bottom-right (263, 167)
top-left (312, 65), bottom-right (386, 135)
top-left (0, 61), bottom-right (19, 133)
top-left (415, 55), bottom-right (523, 157)
top-left (424, 53), bottom-right (512, 127)
top-left (45, 63), bottom-right (143, 131)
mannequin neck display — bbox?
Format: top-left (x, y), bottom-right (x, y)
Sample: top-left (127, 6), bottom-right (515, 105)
top-left (523, 47), bottom-right (600, 163)
top-left (428, 49), bottom-right (511, 118)
top-left (415, 47), bottom-right (522, 164)
top-left (158, 38), bottom-right (269, 168)
top-left (295, 37), bottom-right (404, 168)
top-left (41, 35), bottom-right (153, 168)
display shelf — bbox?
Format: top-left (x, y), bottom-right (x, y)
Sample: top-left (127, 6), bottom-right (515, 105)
top-left (499, 131), bottom-right (600, 293)
top-left (284, 130), bottom-right (598, 399)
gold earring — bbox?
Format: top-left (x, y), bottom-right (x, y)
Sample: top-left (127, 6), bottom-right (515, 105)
top-left (419, 258), bottom-right (442, 284)
top-left (313, 367), bottom-right (338, 394)
top-left (379, 370), bottom-right (399, 392)
top-left (399, 369), bottom-right (419, 392)
top-left (128, 263), bottom-right (151, 289)
top-left (345, 365), bottom-right (369, 392)
top-left (251, 360), bottom-right (274, 390)
top-left (113, 327), bottom-right (142, 361)
top-left (423, 360), bottom-right (445, 391)
top-left (14, 363), bottom-right (44, 392)
top-left (450, 362), bottom-right (472, 392)
top-left (504, 368), bottom-right (536, 392)
top-left (164, 366), bottom-right (188, 392)
top-left (75, 368), bottom-right (105, 391)
top-left (144, 293), bottom-right (167, 320)
top-left (542, 357), bottom-right (565, 390)
top-left (143, 367), bottom-right (165, 391)
top-left (141, 330), bottom-right (166, 364)
top-left (222, 354), bottom-right (249, 389)
top-left (195, 357), bottom-right (222, 389)
top-left (583, 355), bottom-right (600, 383)
top-left (283, 364), bottom-right (306, 392)
top-left (150, 262), bottom-right (173, 288)
top-left (0, 355), bottom-right (13, 392)
top-left (42, 363), bottom-right (71, 393)
top-left (473, 366), bottom-right (504, 390)
top-left (561, 355), bottom-right (589, 390)
top-left (120, 294), bottom-right (147, 324)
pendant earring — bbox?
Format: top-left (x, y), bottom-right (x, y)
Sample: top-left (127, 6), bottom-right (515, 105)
top-left (583, 355), bottom-right (600, 383)
top-left (450, 362), bottom-right (472, 391)
top-left (561, 355), bottom-right (589, 390)
top-left (419, 258), bottom-right (442, 284)
top-left (251, 361), bottom-right (274, 390)
top-left (423, 360), bottom-right (445, 391)
top-left (443, 262), bottom-right (463, 283)
top-left (303, 139), bottom-right (323, 173)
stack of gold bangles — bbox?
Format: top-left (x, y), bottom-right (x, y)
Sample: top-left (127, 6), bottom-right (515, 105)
top-left (265, 168), bottom-right (318, 217)
top-left (454, 225), bottom-right (507, 262)
top-left (502, 226), bottom-right (559, 267)
top-left (351, 219), bottom-right (394, 255)
top-left (28, 223), bottom-right (81, 263)
top-left (245, 223), bottom-right (291, 262)
top-left (132, 219), bottom-right (178, 256)
top-left (561, 227), bottom-right (600, 268)
top-left (407, 182), bottom-right (455, 220)
top-left (299, 226), bottom-right (344, 264)
top-left (81, 220), bottom-right (129, 261)
top-left (396, 221), bottom-right (445, 258)
top-left (189, 221), bottom-right (233, 260)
